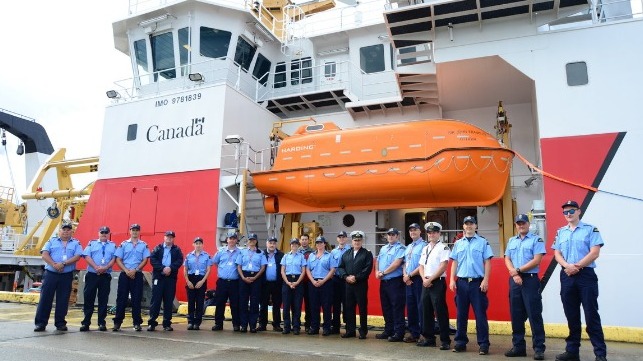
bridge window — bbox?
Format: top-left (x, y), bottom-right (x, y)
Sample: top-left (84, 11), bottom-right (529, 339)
top-left (178, 27), bottom-right (190, 76)
top-left (399, 46), bottom-right (417, 65)
top-left (360, 44), bottom-right (384, 73)
top-left (151, 31), bottom-right (176, 81)
top-left (291, 57), bottom-right (312, 85)
top-left (200, 27), bottom-right (231, 59)
top-left (253, 53), bottom-right (271, 86)
top-left (234, 36), bottom-right (257, 72)
top-left (274, 62), bottom-right (286, 88)
top-left (324, 61), bottom-right (336, 78)
top-left (566, 61), bottom-right (588, 86)
top-left (134, 39), bottom-right (150, 85)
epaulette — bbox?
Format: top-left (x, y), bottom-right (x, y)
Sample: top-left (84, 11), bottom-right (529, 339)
top-left (592, 227), bottom-right (599, 232)
top-left (537, 238), bottom-right (544, 243)
top-left (444, 246), bottom-right (449, 251)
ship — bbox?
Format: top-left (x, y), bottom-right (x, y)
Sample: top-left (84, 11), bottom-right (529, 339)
top-left (1, 0), bottom-right (642, 339)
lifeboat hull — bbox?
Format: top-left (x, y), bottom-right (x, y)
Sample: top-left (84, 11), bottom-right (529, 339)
top-left (252, 120), bottom-right (514, 213)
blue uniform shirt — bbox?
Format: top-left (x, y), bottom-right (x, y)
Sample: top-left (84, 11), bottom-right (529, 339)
top-left (450, 234), bottom-right (494, 278)
top-left (552, 221), bottom-right (604, 268)
top-left (114, 239), bottom-right (150, 269)
top-left (184, 251), bottom-right (210, 275)
top-left (211, 248), bottom-right (241, 279)
top-left (282, 252), bottom-right (306, 275)
top-left (42, 237), bottom-right (83, 273)
top-left (307, 251), bottom-right (333, 279)
top-left (377, 242), bottom-right (406, 279)
top-left (265, 251), bottom-right (279, 281)
top-left (162, 246), bottom-right (172, 267)
top-left (505, 232), bottom-right (546, 273)
top-left (330, 245), bottom-right (349, 275)
top-left (237, 248), bottom-right (268, 272)
top-left (83, 240), bottom-right (117, 273)
top-left (404, 238), bottom-right (426, 274)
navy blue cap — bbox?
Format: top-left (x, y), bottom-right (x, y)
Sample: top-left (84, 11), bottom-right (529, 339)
top-left (267, 236), bottom-right (278, 242)
top-left (61, 222), bottom-right (73, 229)
top-left (315, 236), bottom-right (327, 243)
top-left (514, 214), bottom-right (530, 223)
top-left (129, 223), bottom-right (141, 230)
top-left (408, 223), bottom-right (421, 229)
top-left (227, 232), bottom-right (239, 239)
top-left (247, 233), bottom-right (258, 240)
top-left (337, 231), bottom-right (348, 237)
top-left (463, 216), bottom-right (477, 224)
top-left (193, 237), bottom-right (203, 243)
top-left (386, 228), bottom-right (399, 235)
top-left (165, 230), bottom-right (176, 237)
top-left (425, 222), bottom-right (442, 232)
top-left (290, 238), bottom-right (300, 245)
top-left (99, 226), bottom-right (110, 233)
top-left (561, 200), bottom-right (579, 208)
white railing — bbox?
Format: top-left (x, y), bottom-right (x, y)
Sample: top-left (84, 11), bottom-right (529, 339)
top-left (220, 142), bottom-right (272, 176)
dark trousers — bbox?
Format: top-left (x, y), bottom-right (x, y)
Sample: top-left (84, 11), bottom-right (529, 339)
top-left (560, 268), bottom-right (606, 357)
top-left (345, 281), bottom-right (368, 335)
top-left (302, 279), bottom-right (311, 329)
top-left (260, 280), bottom-right (282, 327)
top-left (34, 270), bottom-right (73, 328)
top-left (82, 272), bottom-right (111, 327)
top-left (309, 279), bottom-right (332, 332)
top-left (214, 278), bottom-right (239, 327)
top-left (331, 276), bottom-right (346, 331)
top-left (454, 278), bottom-right (489, 348)
top-left (510, 274), bottom-right (545, 352)
top-left (148, 275), bottom-right (177, 327)
top-left (421, 278), bottom-right (451, 344)
top-left (406, 275), bottom-right (424, 337)
top-left (380, 276), bottom-right (406, 336)
top-left (281, 275), bottom-right (303, 331)
top-left (113, 271), bottom-right (144, 326)
top-left (239, 272), bottom-right (262, 329)
top-left (186, 274), bottom-right (206, 326)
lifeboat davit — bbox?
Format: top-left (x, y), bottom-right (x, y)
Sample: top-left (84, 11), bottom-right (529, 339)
top-left (252, 120), bottom-right (514, 213)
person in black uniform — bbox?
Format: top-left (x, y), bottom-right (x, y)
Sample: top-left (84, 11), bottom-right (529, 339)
top-left (337, 230), bottom-right (373, 339)
top-left (147, 230), bottom-right (184, 331)
top-left (259, 236), bottom-right (284, 331)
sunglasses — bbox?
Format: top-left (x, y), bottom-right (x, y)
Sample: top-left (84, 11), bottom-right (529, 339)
top-left (562, 209), bottom-right (578, 215)
top-left (100, 231), bottom-right (110, 234)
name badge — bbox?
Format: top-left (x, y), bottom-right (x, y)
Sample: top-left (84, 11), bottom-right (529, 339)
top-left (101, 258), bottom-right (106, 265)
top-left (154, 279), bottom-right (158, 285)
top-left (195, 270), bottom-right (200, 276)
top-left (62, 255), bottom-right (67, 261)
top-left (227, 262), bottom-right (233, 266)
top-left (268, 263), bottom-right (274, 267)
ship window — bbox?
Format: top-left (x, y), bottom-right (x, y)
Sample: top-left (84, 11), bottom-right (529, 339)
top-left (399, 46), bottom-right (417, 65)
top-left (234, 36), bottom-right (257, 72)
top-left (134, 39), bottom-right (150, 85)
top-left (360, 44), bottom-right (384, 73)
top-left (274, 62), bottom-right (286, 88)
top-left (566, 61), bottom-right (588, 86)
top-left (390, 44), bottom-right (395, 70)
top-left (178, 27), bottom-right (190, 76)
top-left (151, 31), bottom-right (176, 81)
top-left (200, 27), bottom-right (231, 59)
top-left (252, 53), bottom-right (271, 86)
top-left (291, 57), bottom-right (312, 85)
top-left (324, 61), bottom-right (336, 78)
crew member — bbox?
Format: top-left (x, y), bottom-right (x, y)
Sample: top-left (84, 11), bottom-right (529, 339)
top-left (337, 230), bottom-right (373, 339)
top-left (374, 228), bottom-right (406, 342)
top-left (298, 233), bottom-right (313, 332)
top-left (259, 236), bottom-right (284, 332)
top-left (281, 238), bottom-right (306, 335)
top-left (305, 236), bottom-right (335, 336)
top-left (449, 216), bottom-right (493, 355)
top-left (330, 231), bottom-right (350, 334)
top-left (418, 222), bottom-right (451, 349)
top-left (184, 237), bottom-right (210, 330)
top-left (34, 222), bottom-right (83, 332)
top-left (210, 233), bottom-right (241, 331)
top-left (147, 230), bottom-right (184, 331)
top-left (80, 226), bottom-right (117, 332)
top-left (553, 201), bottom-right (607, 361)
top-left (402, 223), bottom-right (426, 343)
top-left (237, 233), bottom-right (267, 333)
top-left (113, 223), bottom-right (150, 332)
top-left (504, 214), bottom-right (546, 360)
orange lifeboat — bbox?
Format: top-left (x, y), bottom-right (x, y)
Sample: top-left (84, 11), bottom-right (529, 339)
top-left (252, 120), bottom-right (514, 213)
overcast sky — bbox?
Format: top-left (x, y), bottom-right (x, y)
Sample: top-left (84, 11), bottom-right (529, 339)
top-left (0, 1), bottom-right (131, 201)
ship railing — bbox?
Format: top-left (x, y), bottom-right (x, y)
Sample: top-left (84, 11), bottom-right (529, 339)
top-left (127, 0), bottom-right (246, 15)
top-left (597, 0), bottom-right (643, 22)
top-left (220, 142), bottom-right (271, 177)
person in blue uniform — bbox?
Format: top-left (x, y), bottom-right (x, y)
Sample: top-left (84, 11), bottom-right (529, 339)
top-left (418, 222), bottom-right (451, 349)
top-left (298, 233), bottom-right (313, 332)
top-left (34, 222), bottom-right (83, 332)
top-left (113, 223), bottom-right (150, 331)
top-left (553, 200), bottom-right (607, 361)
top-left (402, 223), bottom-right (426, 343)
top-left (449, 216), bottom-right (494, 355)
top-left (80, 226), bottom-right (117, 332)
top-left (374, 228), bottom-right (406, 342)
top-left (306, 236), bottom-right (335, 336)
top-left (504, 214), bottom-right (546, 360)
top-left (183, 236), bottom-right (210, 330)
top-left (147, 230), bottom-right (184, 331)
top-left (210, 232), bottom-right (242, 331)
top-left (337, 230), bottom-right (373, 339)
top-left (237, 233), bottom-right (267, 333)
top-left (259, 236), bottom-right (284, 332)
top-left (330, 231), bottom-right (349, 334)
top-left (281, 238), bottom-right (306, 335)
